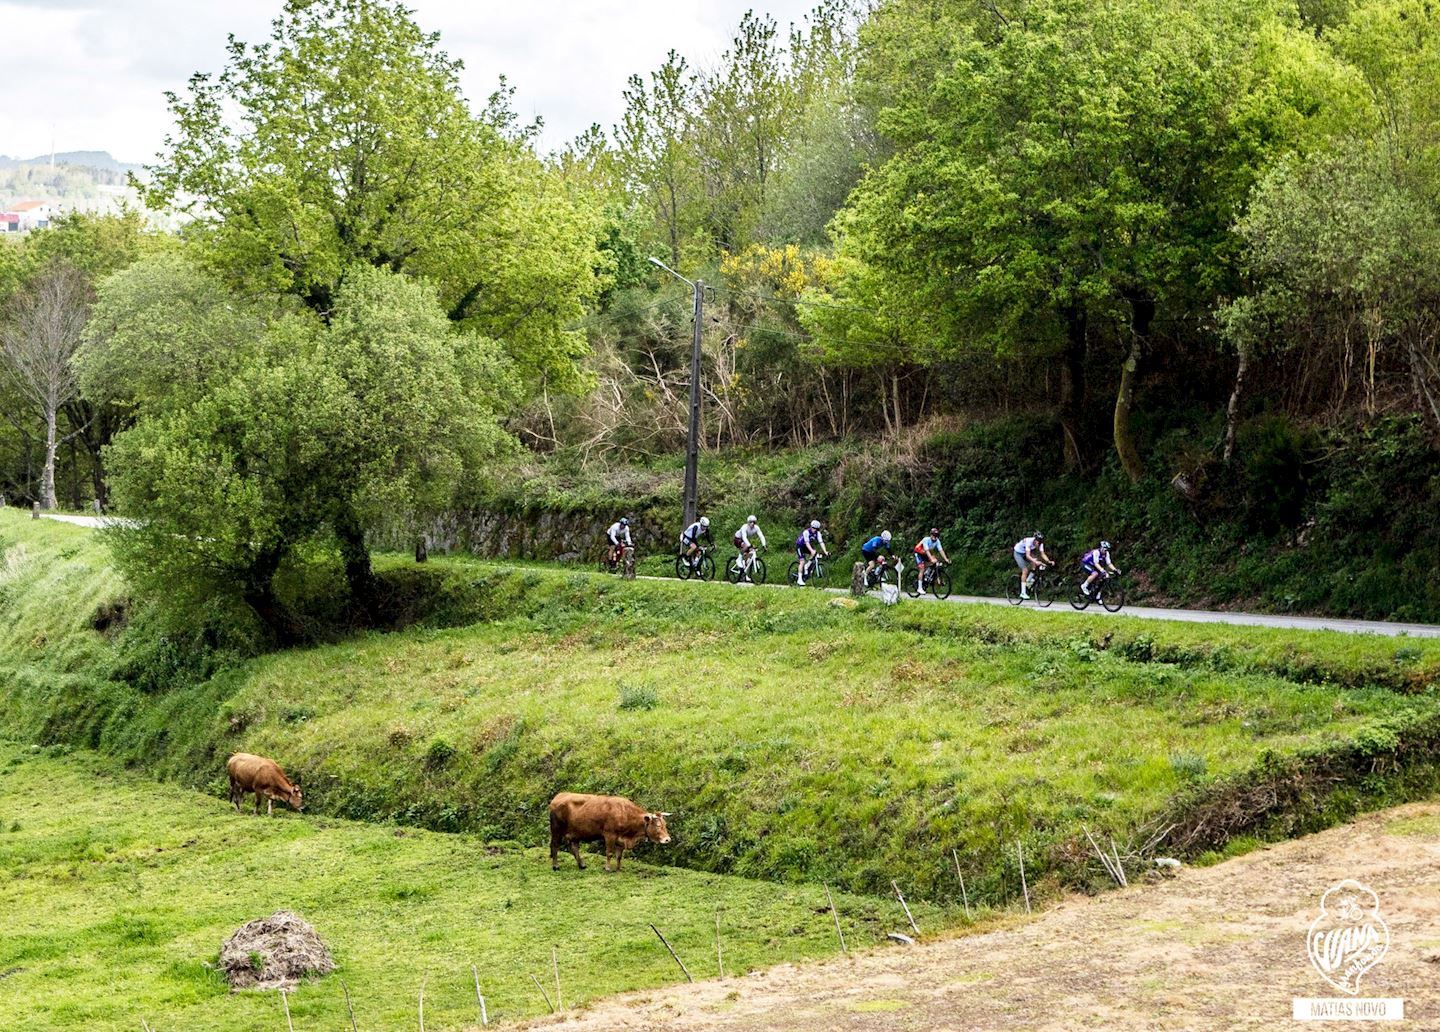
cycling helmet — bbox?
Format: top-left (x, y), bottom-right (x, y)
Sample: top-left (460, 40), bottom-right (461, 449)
top-left (929, 527), bottom-right (940, 536)
top-left (699, 516), bottom-right (710, 528)
top-left (1101, 540), bottom-right (1112, 550)
top-left (881, 530), bottom-right (892, 544)
top-left (747, 514), bottom-right (758, 524)
top-left (619, 517), bottom-right (629, 526)
top-left (1033, 531), bottom-right (1044, 542)
top-left (810, 519), bottom-right (821, 530)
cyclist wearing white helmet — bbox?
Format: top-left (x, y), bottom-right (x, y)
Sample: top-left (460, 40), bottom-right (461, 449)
top-left (605, 516), bottom-right (633, 565)
top-left (733, 514), bottom-right (767, 557)
top-left (1081, 540), bottom-right (1120, 595)
top-left (860, 529), bottom-right (894, 577)
top-left (679, 514), bottom-right (712, 569)
top-left (795, 519), bottom-right (829, 586)
top-left (1012, 531), bottom-right (1053, 600)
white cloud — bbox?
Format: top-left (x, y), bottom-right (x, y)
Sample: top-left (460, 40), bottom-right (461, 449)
top-left (0, 0), bottom-right (821, 162)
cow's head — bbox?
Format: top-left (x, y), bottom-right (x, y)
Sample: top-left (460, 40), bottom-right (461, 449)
top-left (643, 812), bottom-right (672, 844)
top-left (288, 778), bottom-right (305, 812)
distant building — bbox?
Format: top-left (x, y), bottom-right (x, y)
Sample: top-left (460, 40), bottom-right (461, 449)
top-left (0, 212), bottom-right (18, 233)
top-left (7, 199), bottom-right (54, 231)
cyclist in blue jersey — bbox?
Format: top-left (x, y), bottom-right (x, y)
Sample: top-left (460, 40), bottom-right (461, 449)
top-left (860, 530), bottom-right (893, 578)
top-left (1081, 540), bottom-right (1121, 596)
top-left (795, 519), bottom-right (829, 585)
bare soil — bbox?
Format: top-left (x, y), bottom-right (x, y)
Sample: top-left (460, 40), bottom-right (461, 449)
top-left (529, 804), bottom-right (1440, 1031)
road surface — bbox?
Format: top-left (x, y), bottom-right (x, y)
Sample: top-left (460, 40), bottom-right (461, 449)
top-left (40, 514), bottom-right (1439, 638)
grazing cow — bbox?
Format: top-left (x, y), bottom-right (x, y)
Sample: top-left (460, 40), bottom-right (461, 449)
top-left (549, 792), bottom-right (671, 872)
top-left (226, 753), bottom-right (304, 816)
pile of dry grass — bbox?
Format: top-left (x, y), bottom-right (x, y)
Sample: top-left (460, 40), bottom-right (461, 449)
top-left (218, 911), bottom-right (335, 991)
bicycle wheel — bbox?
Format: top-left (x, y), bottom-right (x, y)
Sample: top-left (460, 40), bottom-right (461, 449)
top-left (699, 554), bottom-right (716, 582)
top-left (1005, 577), bottom-right (1021, 605)
top-left (809, 559), bottom-right (826, 586)
top-left (1069, 582), bottom-right (1091, 610)
top-left (1102, 582), bottom-right (1126, 613)
top-left (724, 554), bottom-right (742, 583)
top-left (904, 567), bottom-right (922, 598)
top-left (787, 560), bottom-right (802, 586)
top-left (878, 564), bottom-right (899, 589)
top-left (930, 568), bottom-right (951, 600)
top-left (750, 557), bottom-right (767, 585)
top-left (598, 555), bottom-right (611, 575)
top-left (1034, 572), bottom-right (1055, 608)
top-left (674, 554), bottom-right (692, 581)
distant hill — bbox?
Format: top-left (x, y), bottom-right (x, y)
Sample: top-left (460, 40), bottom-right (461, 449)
top-left (0, 151), bottom-right (139, 173)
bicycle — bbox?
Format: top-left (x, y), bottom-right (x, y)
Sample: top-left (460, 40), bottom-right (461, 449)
top-left (597, 544), bottom-right (633, 575)
top-left (905, 559), bottom-right (951, 600)
top-left (786, 553), bottom-right (827, 587)
top-left (860, 554), bottom-right (902, 591)
top-left (1069, 570), bottom-right (1126, 613)
top-left (1005, 563), bottom-right (1055, 607)
top-left (674, 545), bottom-right (715, 582)
top-left (724, 547), bottom-right (768, 585)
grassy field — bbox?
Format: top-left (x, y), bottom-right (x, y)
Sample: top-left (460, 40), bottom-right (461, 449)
top-left (0, 743), bottom-right (926, 1031)
top-left (4, 510), bottom-right (1439, 907)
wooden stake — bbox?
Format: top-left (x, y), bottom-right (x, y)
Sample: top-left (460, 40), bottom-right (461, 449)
top-left (1017, 840), bottom-right (1031, 914)
top-left (1109, 836), bottom-right (1128, 888)
top-left (715, 911), bottom-right (725, 977)
top-left (530, 973), bottom-right (556, 1013)
top-left (341, 979), bottom-right (359, 1032)
top-left (892, 879), bottom-right (920, 936)
top-left (141, 1022), bottom-right (154, 1032)
top-left (952, 849), bottom-right (971, 920)
top-left (552, 946), bottom-right (563, 1011)
top-left (1083, 825), bottom-right (1122, 886)
top-left (280, 988), bottom-right (295, 1032)
top-left (418, 974), bottom-right (427, 1032)
top-left (824, 883), bottom-right (847, 953)
top-left (650, 923), bottom-right (694, 983)
top-left (472, 966), bottom-right (488, 1027)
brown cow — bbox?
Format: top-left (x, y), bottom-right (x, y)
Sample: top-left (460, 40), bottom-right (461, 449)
top-left (226, 753), bottom-right (304, 816)
top-left (549, 792), bottom-right (671, 872)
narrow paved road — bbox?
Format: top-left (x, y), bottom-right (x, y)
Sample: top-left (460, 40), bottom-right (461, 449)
top-left (38, 513), bottom-right (137, 529)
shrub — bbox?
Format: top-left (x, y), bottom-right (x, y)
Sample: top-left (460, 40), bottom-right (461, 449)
top-left (617, 682), bottom-right (658, 711)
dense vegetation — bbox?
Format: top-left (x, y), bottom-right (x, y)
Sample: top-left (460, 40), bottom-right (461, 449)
top-left (0, 743), bottom-right (909, 1030)
top-left (5, 513), bottom-right (1439, 905)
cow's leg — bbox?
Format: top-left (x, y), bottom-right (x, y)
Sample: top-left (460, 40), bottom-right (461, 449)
top-left (569, 840), bottom-right (584, 870)
top-left (550, 821), bottom-right (561, 870)
top-left (266, 796), bottom-right (274, 817)
top-left (615, 843), bottom-right (626, 871)
top-left (603, 835), bottom-right (616, 872)
top-left (229, 777), bottom-right (241, 812)
top-left (255, 791), bottom-right (263, 815)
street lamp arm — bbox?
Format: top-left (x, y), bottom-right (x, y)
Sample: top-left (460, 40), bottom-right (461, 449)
top-left (647, 256), bottom-right (694, 288)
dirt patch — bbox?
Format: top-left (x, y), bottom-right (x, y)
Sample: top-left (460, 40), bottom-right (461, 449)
top-left (218, 911), bottom-right (335, 991)
top-left (532, 803), bottom-right (1440, 1031)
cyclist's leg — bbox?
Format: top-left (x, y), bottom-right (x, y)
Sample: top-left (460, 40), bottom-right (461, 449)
top-left (1015, 552), bottom-right (1029, 596)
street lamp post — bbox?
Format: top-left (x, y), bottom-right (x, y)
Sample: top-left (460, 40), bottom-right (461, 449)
top-left (647, 257), bottom-right (704, 530)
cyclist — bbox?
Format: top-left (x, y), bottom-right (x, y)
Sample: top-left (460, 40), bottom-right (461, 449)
top-left (733, 514), bottom-right (767, 562)
top-left (1081, 540), bottom-right (1121, 596)
top-left (795, 519), bottom-right (829, 586)
top-left (913, 527), bottom-right (950, 587)
top-left (679, 515), bottom-right (711, 570)
top-left (860, 530), bottom-right (894, 579)
top-left (1012, 531), bottom-right (1052, 600)
top-left (605, 516), bottom-right (633, 566)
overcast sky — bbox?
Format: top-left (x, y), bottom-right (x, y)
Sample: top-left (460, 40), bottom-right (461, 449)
top-left (0, 0), bottom-right (820, 163)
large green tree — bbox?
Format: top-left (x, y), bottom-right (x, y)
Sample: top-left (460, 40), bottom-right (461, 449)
top-left (142, 0), bottom-right (601, 392)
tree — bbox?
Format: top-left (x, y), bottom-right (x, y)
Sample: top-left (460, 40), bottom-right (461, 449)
top-left (0, 263), bottom-right (91, 509)
top-left (98, 262), bottom-right (516, 640)
top-left (142, 0), bottom-right (601, 392)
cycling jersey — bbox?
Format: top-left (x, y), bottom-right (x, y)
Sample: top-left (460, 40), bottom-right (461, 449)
top-left (681, 521), bottom-right (709, 545)
top-left (1014, 536), bottom-right (1041, 556)
top-left (1082, 547), bottom-right (1111, 570)
top-left (914, 535), bottom-right (942, 558)
top-left (607, 522), bottom-right (632, 546)
top-left (861, 535), bottom-right (887, 556)
top-left (796, 527), bottom-right (824, 554)
top-left (735, 522), bottom-right (767, 549)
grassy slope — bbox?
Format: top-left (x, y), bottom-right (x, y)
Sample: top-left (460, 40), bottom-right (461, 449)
top-left (0, 743), bottom-right (915, 1031)
top-left (4, 510), bottom-right (1439, 904)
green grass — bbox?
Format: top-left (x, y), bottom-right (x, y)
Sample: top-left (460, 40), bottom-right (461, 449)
top-left (0, 742), bottom-right (920, 1031)
top-left (5, 510), bottom-right (1440, 906)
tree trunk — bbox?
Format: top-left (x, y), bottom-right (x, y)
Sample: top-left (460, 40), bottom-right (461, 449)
top-left (40, 403), bottom-right (59, 510)
top-left (891, 372), bottom-right (903, 437)
top-left (1222, 343), bottom-right (1249, 466)
top-left (241, 547), bottom-right (300, 646)
top-left (1114, 294), bottom-right (1153, 482)
top-left (1059, 307), bottom-right (1087, 472)
top-left (335, 506), bottom-right (379, 624)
